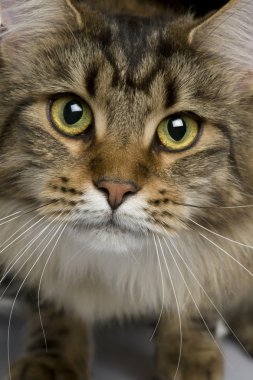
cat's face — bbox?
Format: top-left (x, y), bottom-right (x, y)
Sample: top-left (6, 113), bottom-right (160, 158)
top-left (0, 0), bottom-right (252, 253)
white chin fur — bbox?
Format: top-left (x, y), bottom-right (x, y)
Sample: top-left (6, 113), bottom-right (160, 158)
top-left (73, 226), bottom-right (146, 255)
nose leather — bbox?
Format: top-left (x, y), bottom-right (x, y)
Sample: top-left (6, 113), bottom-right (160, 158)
top-left (96, 180), bottom-right (138, 209)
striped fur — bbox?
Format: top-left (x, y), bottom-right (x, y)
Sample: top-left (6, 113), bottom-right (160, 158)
top-left (1, 0), bottom-right (253, 379)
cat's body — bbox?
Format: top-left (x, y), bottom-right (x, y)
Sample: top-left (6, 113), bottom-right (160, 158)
top-left (1, 0), bottom-right (253, 379)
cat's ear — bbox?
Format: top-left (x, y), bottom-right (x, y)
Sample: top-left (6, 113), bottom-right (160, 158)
top-left (0, 0), bottom-right (89, 69)
top-left (0, 1), bottom-right (15, 35)
top-left (0, 0), bottom-right (102, 67)
top-left (0, 0), bottom-right (65, 67)
top-left (190, 0), bottom-right (253, 74)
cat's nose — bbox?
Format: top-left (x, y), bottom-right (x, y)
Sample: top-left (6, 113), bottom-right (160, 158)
top-left (96, 180), bottom-right (138, 210)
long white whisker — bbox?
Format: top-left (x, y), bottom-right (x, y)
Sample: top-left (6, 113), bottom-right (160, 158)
top-left (199, 232), bottom-right (253, 278)
top-left (219, 205), bottom-right (253, 209)
top-left (38, 222), bottom-right (68, 353)
top-left (0, 222), bottom-right (47, 276)
top-left (1, 214), bottom-right (63, 298)
top-left (0, 213), bottom-right (33, 227)
top-left (1, 219), bottom-right (50, 283)
top-left (165, 236), bottom-right (251, 359)
top-left (0, 214), bottom-right (43, 250)
top-left (187, 217), bottom-right (253, 250)
top-left (150, 233), bottom-right (165, 341)
top-left (0, 202), bottom-right (56, 226)
top-left (160, 235), bottom-right (225, 361)
top-left (7, 220), bottom-right (65, 380)
top-left (156, 234), bottom-right (182, 380)
top-left (0, 216), bottom-right (46, 256)
top-left (0, 210), bottom-right (23, 223)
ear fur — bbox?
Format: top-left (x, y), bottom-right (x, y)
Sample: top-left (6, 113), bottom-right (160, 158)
top-left (1, 0), bottom-right (67, 39)
top-left (189, 0), bottom-right (253, 73)
top-left (0, 0), bottom-right (89, 68)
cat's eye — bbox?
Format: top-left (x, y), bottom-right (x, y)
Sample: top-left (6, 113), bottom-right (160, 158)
top-left (49, 95), bottom-right (93, 137)
top-left (157, 114), bottom-right (199, 151)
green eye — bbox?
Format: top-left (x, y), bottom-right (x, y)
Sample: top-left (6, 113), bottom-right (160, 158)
top-left (157, 114), bottom-right (199, 151)
top-left (50, 96), bottom-right (93, 136)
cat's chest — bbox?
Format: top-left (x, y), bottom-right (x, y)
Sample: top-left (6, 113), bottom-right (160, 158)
top-left (41, 240), bottom-right (172, 321)
top-left (36, 231), bottom-right (187, 321)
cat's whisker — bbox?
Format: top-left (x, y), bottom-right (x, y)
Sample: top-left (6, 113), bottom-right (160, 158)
top-left (0, 201), bottom-right (66, 258)
top-left (0, 213), bottom-right (64, 298)
top-left (0, 200), bottom-right (57, 226)
top-left (198, 232), bottom-right (253, 279)
top-left (149, 234), bottom-right (165, 342)
top-left (0, 213), bottom-right (33, 227)
top-left (0, 213), bottom-right (44, 250)
top-left (2, 216), bottom-right (56, 273)
top-left (161, 235), bottom-right (226, 362)
top-left (155, 234), bottom-right (182, 380)
top-left (7, 217), bottom-right (67, 380)
top-left (164, 234), bottom-right (252, 359)
top-left (0, 210), bottom-right (23, 223)
top-left (37, 220), bottom-right (69, 353)
top-left (186, 217), bottom-right (253, 250)
top-left (174, 201), bottom-right (253, 210)
top-left (0, 215), bottom-right (47, 256)
top-left (0, 217), bottom-right (54, 288)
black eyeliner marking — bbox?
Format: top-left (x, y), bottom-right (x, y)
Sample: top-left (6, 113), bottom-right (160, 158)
top-left (165, 78), bottom-right (177, 108)
top-left (85, 66), bottom-right (99, 97)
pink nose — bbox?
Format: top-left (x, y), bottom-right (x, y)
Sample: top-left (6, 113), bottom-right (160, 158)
top-left (96, 180), bottom-right (138, 209)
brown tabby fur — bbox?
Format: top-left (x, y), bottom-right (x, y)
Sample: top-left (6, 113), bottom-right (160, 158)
top-left (1, 0), bottom-right (253, 379)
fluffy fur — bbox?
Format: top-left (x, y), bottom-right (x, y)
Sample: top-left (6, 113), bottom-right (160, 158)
top-left (1, 0), bottom-right (253, 379)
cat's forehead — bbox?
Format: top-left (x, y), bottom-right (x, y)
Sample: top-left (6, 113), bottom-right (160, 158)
top-left (11, 10), bottom-right (210, 138)
top-left (79, 12), bottom-right (191, 69)
top-left (42, 14), bottom-right (194, 124)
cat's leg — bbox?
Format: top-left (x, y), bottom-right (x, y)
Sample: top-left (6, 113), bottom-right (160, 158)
top-left (7, 302), bottom-right (91, 380)
top-left (154, 313), bottom-right (223, 380)
top-left (227, 300), bottom-right (253, 357)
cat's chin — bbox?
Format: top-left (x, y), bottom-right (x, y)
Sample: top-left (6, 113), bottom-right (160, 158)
top-left (70, 222), bottom-right (147, 255)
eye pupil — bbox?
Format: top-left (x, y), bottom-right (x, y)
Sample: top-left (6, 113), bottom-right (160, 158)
top-left (167, 117), bottom-right (186, 141)
top-left (63, 100), bottom-right (83, 125)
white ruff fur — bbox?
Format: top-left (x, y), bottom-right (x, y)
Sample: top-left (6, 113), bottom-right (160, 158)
top-left (0, 197), bottom-right (251, 323)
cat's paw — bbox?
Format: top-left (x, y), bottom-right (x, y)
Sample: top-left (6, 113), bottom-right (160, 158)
top-left (155, 341), bottom-right (223, 380)
top-left (6, 355), bottom-right (86, 380)
top-left (155, 357), bottom-right (223, 380)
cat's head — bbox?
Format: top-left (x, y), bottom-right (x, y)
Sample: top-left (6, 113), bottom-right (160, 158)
top-left (0, 0), bottom-right (253, 253)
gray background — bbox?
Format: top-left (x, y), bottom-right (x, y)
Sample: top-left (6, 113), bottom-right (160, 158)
top-left (0, 301), bottom-right (253, 379)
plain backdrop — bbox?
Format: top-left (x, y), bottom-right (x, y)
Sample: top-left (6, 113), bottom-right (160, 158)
top-left (0, 301), bottom-right (253, 379)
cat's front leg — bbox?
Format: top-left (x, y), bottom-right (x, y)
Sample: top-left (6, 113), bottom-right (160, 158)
top-left (6, 302), bottom-right (91, 380)
top-left (154, 314), bottom-right (223, 380)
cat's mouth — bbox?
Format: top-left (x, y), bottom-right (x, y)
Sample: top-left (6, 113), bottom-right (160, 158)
top-left (68, 214), bottom-right (149, 255)
top-left (71, 213), bottom-right (149, 236)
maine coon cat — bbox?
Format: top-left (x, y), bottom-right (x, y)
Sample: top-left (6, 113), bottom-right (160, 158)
top-left (1, 0), bottom-right (253, 379)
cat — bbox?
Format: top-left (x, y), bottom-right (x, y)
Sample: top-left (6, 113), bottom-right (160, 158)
top-left (1, 0), bottom-right (253, 379)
